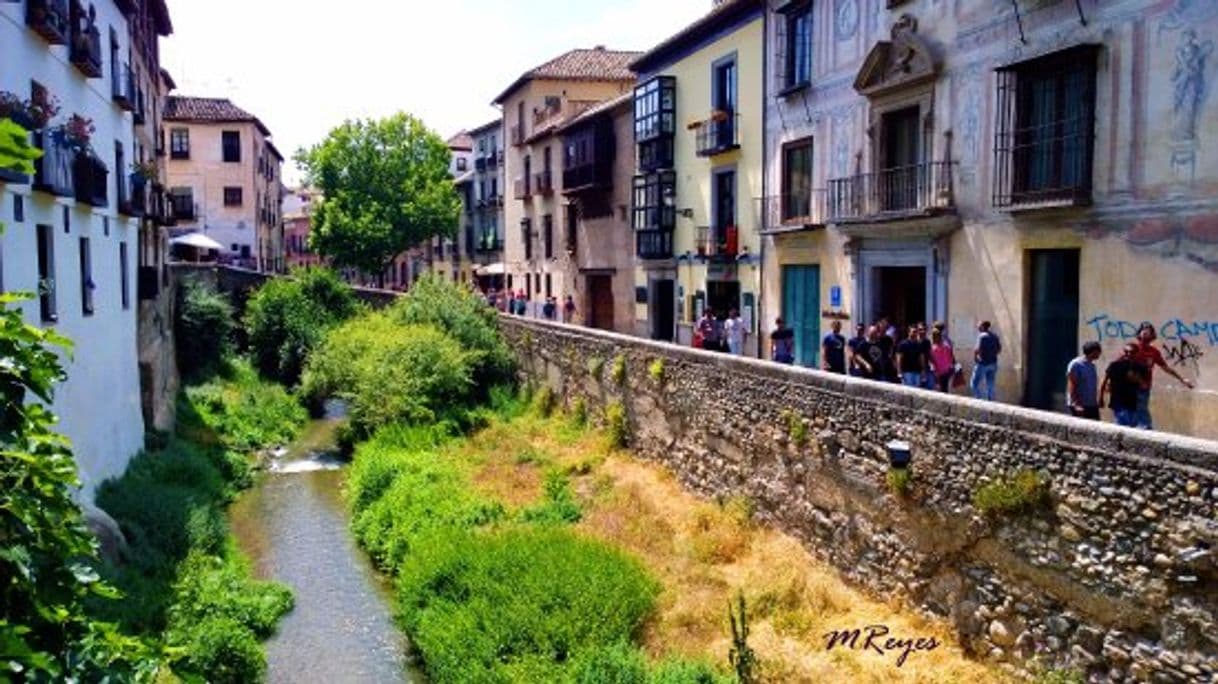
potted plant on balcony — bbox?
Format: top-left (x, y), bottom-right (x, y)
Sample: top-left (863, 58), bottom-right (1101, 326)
top-left (63, 114), bottom-right (94, 153)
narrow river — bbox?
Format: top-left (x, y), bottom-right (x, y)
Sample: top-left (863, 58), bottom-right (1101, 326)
top-left (229, 404), bottom-right (423, 683)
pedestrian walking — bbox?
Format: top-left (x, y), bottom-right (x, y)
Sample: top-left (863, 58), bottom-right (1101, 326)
top-left (929, 328), bottom-right (957, 392)
top-left (897, 325), bottom-right (928, 387)
top-left (696, 309), bottom-right (717, 350)
top-left (821, 320), bottom-right (847, 373)
top-left (852, 325), bottom-right (888, 381)
top-left (1101, 342), bottom-right (1151, 428)
top-left (847, 323), bottom-right (867, 376)
top-left (542, 296), bottom-right (557, 320)
top-left (563, 294), bottom-right (576, 323)
top-left (1131, 323), bottom-right (1194, 429)
top-left (724, 308), bottom-right (747, 356)
top-left (771, 317), bottom-right (795, 364)
top-left (915, 322), bottom-right (935, 388)
top-left (1066, 341), bottom-right (1103, 419)
top-left (971, 320), bottom-right (1002, 400)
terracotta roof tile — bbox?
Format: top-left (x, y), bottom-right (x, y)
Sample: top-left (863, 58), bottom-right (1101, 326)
top-left (493, 47), bottom-right (641, 104)
top-left (164, 96), bottom-right (272, 137)
top-left (447, 131), bottom-right (474, 150)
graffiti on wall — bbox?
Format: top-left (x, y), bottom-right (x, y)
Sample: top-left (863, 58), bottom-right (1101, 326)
top-left (1085, 314), bottom-right (1213, 373)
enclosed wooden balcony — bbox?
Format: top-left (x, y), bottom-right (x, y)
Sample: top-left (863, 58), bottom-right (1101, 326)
top-left (69, 11), bottom-right (103, 78)
top-left (26, 0), bottom-right (70, 45)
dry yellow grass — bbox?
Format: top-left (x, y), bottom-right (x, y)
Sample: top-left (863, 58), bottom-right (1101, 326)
top-left (448, 410), bottom-right (1012, 684)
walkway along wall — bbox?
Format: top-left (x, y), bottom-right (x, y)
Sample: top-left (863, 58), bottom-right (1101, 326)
top-left (501, 317), bottom-right (1218, 681)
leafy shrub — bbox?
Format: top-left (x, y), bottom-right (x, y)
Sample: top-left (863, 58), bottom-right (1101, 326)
top-left (0, 294), bottom-right (158, 681)
top-left (244, 268), bottom-right (359, 385)
top-left (388, 274), bottom-right (514, 389)
top-left (649, 659), bottom-right (734, 684)
top-left (569, 642), bottom-right (648, 684)
top-left (973, 468), bottom-right (1050, 516)
top-left (179, 359), bottom-right (307, 452)
top-left (175, 615), bottom-right (266, 684)
top-left (570, 397), bottom-right (588, 427)
top-left (606, 401), bottom-right (628, 448)
top-left (532, 385), bottom-right (557, 417)
top-left (588, 356), bottom-right (605, 378)
top-left (176, 278), bottom-right (236, 381)
top-left (519, 470), bottom-right (582, 525)
top-left (303, 314), bottom-right (473, 436)
top-left (782, 410), bottom-right (807, 448)
top-left (886, 468), bottom-right (912, 497)
top-left (648, 359), bottom-right (665, 385)
top-left (610, 355), bottom-right (628, 385)
top-left (397, 527), bottom-right (659, 684)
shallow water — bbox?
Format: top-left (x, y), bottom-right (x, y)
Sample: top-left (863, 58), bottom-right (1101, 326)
top-left (230, 406), bottom-right (423, 683)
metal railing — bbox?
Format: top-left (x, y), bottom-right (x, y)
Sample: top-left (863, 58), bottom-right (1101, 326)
top-left (827, 161), bottom-right (955, 221)
top-left (695, 225), bottom-right (739, 258)
top-left (70, 22), bottom-right (102, 77)
top-left (533, 170), bottom-right (553, 195)
top-left (758, 190), bottom-right (828, 232)
top-left (513, 178), bottom-right (531, 199)
top-left (694, 111), bottom-right (740, 157)
top-left (33, 130), bottom-right (75, 198)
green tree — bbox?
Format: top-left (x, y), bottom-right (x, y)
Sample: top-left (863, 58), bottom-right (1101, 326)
top-left (243, 268), bottom-right (359, 385)
top-left (0, 293), bottom-right (158, 680)
top-left (295, 113), bottom-right (459, 276)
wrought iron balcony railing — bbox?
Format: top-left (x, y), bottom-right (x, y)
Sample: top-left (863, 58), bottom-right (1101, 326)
top-left (73, 154), bottom-right (109, 207)
top-left (513, 178), bottom-right (531, 200)
top-left (70, 20), bottom-right (102, 78)
top-left (533, 170), bottom-right (553, 196)
top-left (694, 111), bottom-right (740, 157)
top-left (827, 161), bottom-right (955, 222)
top-left (758, 190), bottom-right (828, 233)
top-left (33, 130), bottom-right (76, 198)
top-left (695, 225), bottom-right (739, 259)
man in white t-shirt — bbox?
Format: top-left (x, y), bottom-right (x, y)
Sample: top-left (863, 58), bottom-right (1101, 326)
top-left (724, 308), bottom-right (747, 356)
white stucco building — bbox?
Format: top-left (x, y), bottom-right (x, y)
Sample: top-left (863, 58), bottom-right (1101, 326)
top-left (1, 0), bottom-right (172, 496)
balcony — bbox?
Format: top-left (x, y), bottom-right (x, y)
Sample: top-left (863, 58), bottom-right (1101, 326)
top-left (513, 178), bottom-right (531, 200)
top-left (827, 161), bottom-right (956, 223)
top-left (138, 266), bottom-right (160, 300)
top-left (475, 156), bottom-right (487, 172)
top-left (133, 85), bottom-right (146, 124)
top-left (120, 173), bottom-right (147, 217)
top-left (758, 190), bottom-right (828, 233)
top-left (695, 225), bottom-right (739, 259)
top-left (73, 154), bottom-right (109, 207)
top-left (112, 63), bottom-right (135, 110)
top-left (477, 233), bottom-right (502, 253)
top-left (33, 130), bottom-right (76, 198)
top-left (510, 124), bottom-right (526, 146)
top-left (694, 111), bottom-right (740, 157)
top-left (171, 197), bottom-right (196, 222)
top-left (533, 171), bottom-right (553, 196)
top-left (486, 150), bottom-right (500, 169)
top-left (636, 230), bottom-right (674, 260)
top-left (69, 18), bottom-right (103, 78)
top-left (26, 0), bottom-right (70, 45)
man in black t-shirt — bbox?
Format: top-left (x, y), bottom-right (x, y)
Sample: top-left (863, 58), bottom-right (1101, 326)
top-left (822, 320), bottom-right (847, 374)
top-left (847, 323), bottom-right (867, 376)
top-left (852, 326), bottom-right (890, 381)
top-left (896, 325), bottom-right (928, 387)
top-left (1102, 342), bottom-right (1150, 428)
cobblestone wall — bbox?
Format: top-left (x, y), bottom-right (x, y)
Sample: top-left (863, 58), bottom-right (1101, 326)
top-left (502, 317), bottom-right (1218, 682)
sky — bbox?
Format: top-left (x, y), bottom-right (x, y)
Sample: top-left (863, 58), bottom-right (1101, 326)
top-left (160, 0), bottom-right (712, 186)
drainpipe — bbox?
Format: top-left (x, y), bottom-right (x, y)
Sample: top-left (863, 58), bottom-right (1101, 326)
top-left (758, 5), bottom-right (769, 360)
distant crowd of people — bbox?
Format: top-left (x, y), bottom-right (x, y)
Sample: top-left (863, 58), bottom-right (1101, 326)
top-left (1066, 322), bottom-right (1193, 429)
top-left (768, 316), bottom-right (1004, 400)
top-left (486, 288), bottom-right (577, 323)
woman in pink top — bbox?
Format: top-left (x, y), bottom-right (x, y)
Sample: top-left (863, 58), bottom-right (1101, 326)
top-left (929, 329), bottom-right (957, 392)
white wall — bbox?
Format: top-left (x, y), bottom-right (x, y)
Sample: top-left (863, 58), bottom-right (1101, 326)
top-left (1, 1), bottom-right (146, 498)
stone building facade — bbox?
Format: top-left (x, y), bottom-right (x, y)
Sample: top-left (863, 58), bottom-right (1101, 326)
top-left (759, 0), bottom-right (1218, 437)
top-left (494, 47), bottom-right (639, 315)
top-left (163, 96), bottom-right (284, 272)
top-left (503, 315), bottom-right (1218, 683)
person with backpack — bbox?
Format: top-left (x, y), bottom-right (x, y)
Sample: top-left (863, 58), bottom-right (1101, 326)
top-left (971, 320), bottom-right (1002, 400)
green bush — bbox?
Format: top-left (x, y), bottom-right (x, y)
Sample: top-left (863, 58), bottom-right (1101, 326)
top-left (570, 397), bottom-right (588, 428)
top-left (176, 278), bottom-right (236, 381)
top-left (303, 314), bottom-right (473, 436)
top-left (782, 410), bottom-right (807, 448)
top-left (973, 468), bottom-right (1050, 516)
top-left (606, 401), bottom-right (628, 448)
top-left (398, 528), bottom-right (659, 684)
top-left (886, 468), bottom-right (912, 497)
top-left (648, 359), bottom-right (665, 385)
top-left (0, 294), bottom-right (158, 681)
top-left (175, 615), bottom-right (266, 684)
top-left (533, 386), bottom-right (557, 417)
top-left (648, 659), bottom-right (734, 684)
top-left (388, 274), bottom-right (514, 389)
top-left (569, 642), bottom-right (648, 684)
top-left (519, 470), bottom-right (582, 525)
top-left (588, 356), bottom-right (605, 379)
top-left (244, 268), bottom-right (359, 385)
top-left (610, 355), bottom-right (628, 385)
top-left (179, 359), bottom-right (307, 452)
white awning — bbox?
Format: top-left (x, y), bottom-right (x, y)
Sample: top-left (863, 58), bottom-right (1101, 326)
top-left (476, 262), bottom-right (505, 276)
top-left (170, 232), bottom-right (225, 251)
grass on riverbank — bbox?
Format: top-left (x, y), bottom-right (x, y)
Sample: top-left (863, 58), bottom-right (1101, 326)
top-left (421, 398), bottom-right (1012, 684)
top-left (91, 362), bottom-right (305, 683)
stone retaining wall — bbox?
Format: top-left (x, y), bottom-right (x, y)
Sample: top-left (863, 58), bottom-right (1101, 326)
top-left (501, 317), bottom-right (1218, 682)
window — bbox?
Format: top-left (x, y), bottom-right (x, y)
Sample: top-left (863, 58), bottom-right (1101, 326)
top-left (78, 237), bottom-right (93, 316)
top-left (781, 3), bottom-right (813, 91)
top-left (13, 195), bottom-right (23, 223)
top-left (524, 155), bottom-right (532, 195)
top-left (231, 243), bottom-right (239, 252)
top-left (119, 242), bottom-right (129, 310)
top-left (994, 45), bottom-right (1098, 207)
top-left (224, 186), bottom-right (243, 206)
top-left (565, 203), bottom-right (578, 253)
top-left (456, 157), bottom-right (467, 171)
top-left (115, 141), bottom-right (126, 207)
top-left (522, 218), bottom-right (533, 260)
top-left (170, 128), bottom-right (190, 159)
top-left (37, 225), bottom-right (56, 322)
top-left (239, 244), bottom-right (251, 258)
top-left (545, 273), bottom-right (552, 298)
top-left (631, 171), bottom-right (676, 231)
top-left (713, 57), bottom-right (737, 112)
top-left (781, 138), bottom-right (814, 220)
top-left (222, 131), bottom-right (241, 163)
top-left (543, 214), bottom-right (553, 259)
top-left (634, 76), bottom-right (676, 171)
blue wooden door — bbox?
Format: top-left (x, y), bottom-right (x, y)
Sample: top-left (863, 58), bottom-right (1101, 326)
top-left (782, 265), bottom-right (821, 367)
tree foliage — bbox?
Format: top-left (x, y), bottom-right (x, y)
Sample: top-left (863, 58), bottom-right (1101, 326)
top-left (0, 117), bottom-right (42, 176)
top-left (0, 294), bottom-right (158, 680)
top-left (243, 268), bottom-right (359, 385)
top-left (175, 279), bottom-right (236, 382)
top-left (295, 113), bottom-right (460, 275)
